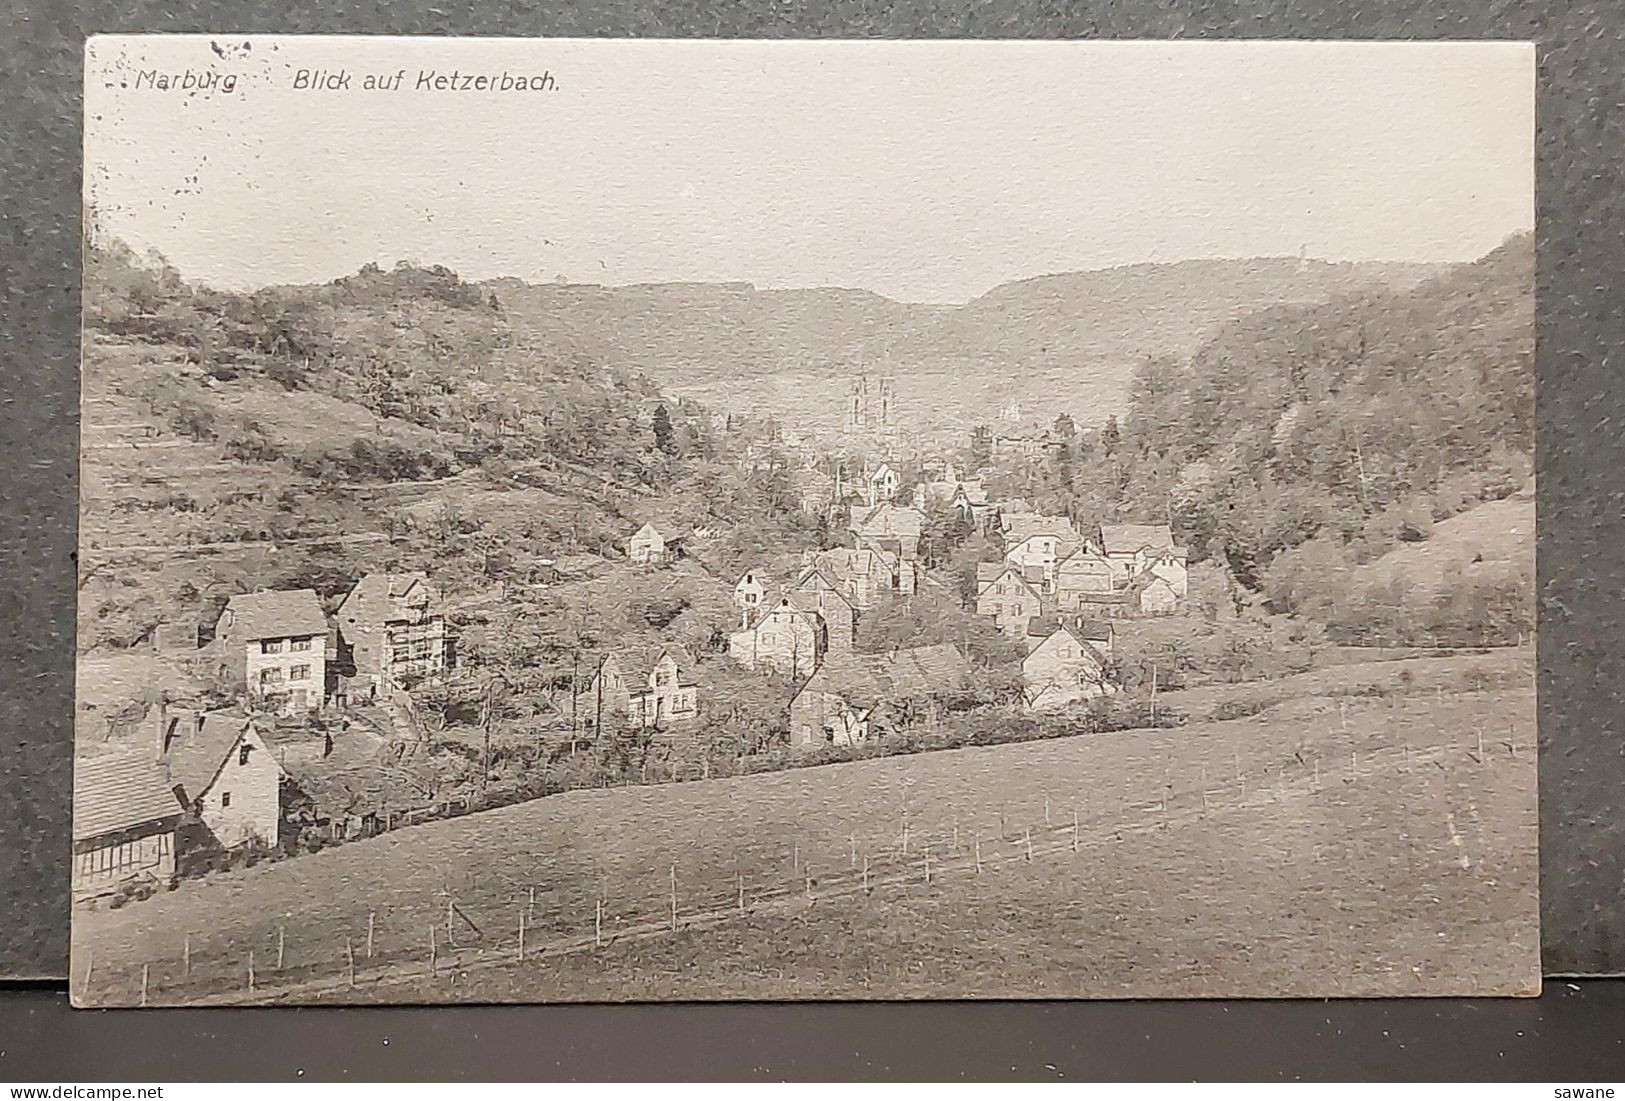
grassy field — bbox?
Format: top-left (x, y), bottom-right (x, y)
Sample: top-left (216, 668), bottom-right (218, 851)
top-left (72, 649), bottom-right (1537, 1005)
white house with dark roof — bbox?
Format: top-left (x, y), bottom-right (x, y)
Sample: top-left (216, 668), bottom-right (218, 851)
top-left (71, 751), bottom-right (183, 901)
top-left (213, 589), bottom-right (329, 712)
top-left (156, 704), bottom-right (281, 850)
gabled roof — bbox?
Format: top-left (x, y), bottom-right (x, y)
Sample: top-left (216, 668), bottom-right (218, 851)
top-left (976, 561), bottom-right (1044, 599)
top-left (806, 546), bottom-right (894, 581)
top-left (1002, 512), bottom-right (1083, 547)
top-left (165, 707), bottom-right (263, 804)
top-left (336, 572), bottom-right (434, 621)
top-left (851, 503), bottom-right (926, 542)
top-left (73, 751), bottom-right (182, 841)
top-left (807, 643), bottom-right (971, 710)
top-left (220, 589), bottom-right (328, 641)
top-left (1056, 546), bottom-right (1112, 570)
top-left (975, 562), bottom-right (1007, 585)
top-left (1026, 614), bottom-right (1115, 644)
top-left (1099, 523), bottom-right (1175, 555)
top-left (628, 521), bottom-right (665, 542)
top-left (793, 569), bottom-right (857, 611)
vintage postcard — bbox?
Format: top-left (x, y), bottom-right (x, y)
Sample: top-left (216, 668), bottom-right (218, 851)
top-left (74, 36), bottom-right (1537, 1004)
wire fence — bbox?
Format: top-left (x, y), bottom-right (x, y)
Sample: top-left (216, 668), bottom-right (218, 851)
top-left (76, 704), bottom-right (1527, 1007)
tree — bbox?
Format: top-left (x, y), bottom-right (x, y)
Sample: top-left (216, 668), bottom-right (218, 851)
top-left (652, 403), bottom-right (677, 456)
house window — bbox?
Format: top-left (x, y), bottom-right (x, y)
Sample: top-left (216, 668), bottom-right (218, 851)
top-left (221, 791), bottom-right (231, 808)
top-left (239, 744), bottom-right (252, 766)
top-left (656, 668), bottom-right (675, 687)
top-left (261, 639), bottom-right (284, 654)
top-left (290, 637), bottom-right (312, 652)
top-left (289, 664), bottom-right (311, 682)
top-left (259, 668), bottom-right (285, 685)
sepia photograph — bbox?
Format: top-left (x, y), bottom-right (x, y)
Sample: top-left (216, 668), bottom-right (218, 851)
top-left (74, 36), bottom-right (1536, 1005)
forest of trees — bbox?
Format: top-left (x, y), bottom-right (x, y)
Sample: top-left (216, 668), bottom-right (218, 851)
top-left (972, 234), bottom-right (1534, 645)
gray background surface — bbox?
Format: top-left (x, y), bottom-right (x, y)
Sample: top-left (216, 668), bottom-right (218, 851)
top-left (0, 0), bottom-right (1620, 1032)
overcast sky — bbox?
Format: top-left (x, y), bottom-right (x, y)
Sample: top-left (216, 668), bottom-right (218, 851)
top-left (85, 37), bottom-right (1534, 304)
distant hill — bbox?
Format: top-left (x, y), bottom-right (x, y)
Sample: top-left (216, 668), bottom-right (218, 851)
top-left (491, 257), bottom-right (1442, 436)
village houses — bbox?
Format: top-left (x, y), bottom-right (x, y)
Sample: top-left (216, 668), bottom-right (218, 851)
top-left (1001, 512), bottom-right (1086, 592)
top-left (788, 643), bottom-right (971, 750)
top-left (1099, 523), bottom-right (1190, 596)
top-left (574, 649), bottom-right (700, 733)
top-left (211, 589), bottom-right (330, 713)
top-left (335, 572), bottom-right (450, 700)
top-left (1021, 616), bottom-right (1116, 711)
top-left (1052, 545), bottom-right (1117, 608)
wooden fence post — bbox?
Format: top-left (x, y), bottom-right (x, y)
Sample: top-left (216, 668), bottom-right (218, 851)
top-left (595, 898), bottom-right (604, 947)
top-left (247, 951), bottom-right (256, 994)
top-left (975, 835), bottom-right (982, 874)
top-left (182, 934), bottom-right (190, 980)
top-left (923, 848), bottom-right (932, 885)
top-left (367, 912), bottom-right (376, 959)
top-left (953, 819), bottom-right (960, 852)
top-left (141, 963), bottom-right (149, 1008)
top-left (277, 924), bottom-right (286, 970)
top-left (804, 873), bottom-right (813, 904)
top-left (347, 938), bottom-right (357, 987)
top-left (1044, 798), bottom-right (1051, 825)
top-left (669, 864), bottom-right (678, 933)
top-left (737, 873), bottom-right (745, 913)
top-left (849, 833), bottom-right (857, 868)
top-left (901, 821), bottom-right (910, 857)
top-left (1476, 729), bottom-right (1484, 760)
top-left (862, 854), bottom-right (870, 890)
top-left (1071, 808), bottom-right (1079, 852)
top-left (517, 911), bottom-right (526, 963)
top-left (429, 926), bottom-right (437, 977)
top-left (1024, 828), bottom-right (1033, 862)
